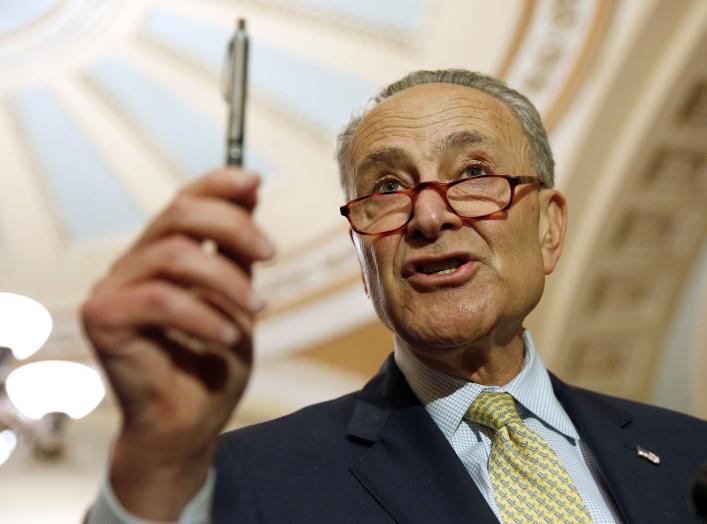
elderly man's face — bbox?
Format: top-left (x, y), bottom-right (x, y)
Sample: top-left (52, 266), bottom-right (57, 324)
top-left (348, 83), bottom-right (565, 364)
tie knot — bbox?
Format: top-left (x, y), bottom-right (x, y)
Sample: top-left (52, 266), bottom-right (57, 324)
top-left (466, 391), bottom-right (521, 431)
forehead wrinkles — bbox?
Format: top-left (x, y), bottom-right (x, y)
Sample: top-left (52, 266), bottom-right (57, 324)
top-left (350, 92), bottom-right (522, 163)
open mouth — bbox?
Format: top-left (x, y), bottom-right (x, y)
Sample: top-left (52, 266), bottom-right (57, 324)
top-left (403, 253), bottom-right (476, 286)
top-left (416, 257), bottom-right (467, 275)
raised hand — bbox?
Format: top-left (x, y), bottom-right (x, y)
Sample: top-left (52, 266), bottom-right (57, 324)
top-left (81, 168), bottom-right (275, 520)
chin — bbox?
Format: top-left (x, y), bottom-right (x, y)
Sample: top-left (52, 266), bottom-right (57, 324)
top-left (389, 296), bottom-right (499, 351)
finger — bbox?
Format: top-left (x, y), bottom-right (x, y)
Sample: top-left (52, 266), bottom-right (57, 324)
top-left (132, 168), bottom-right (261, 249)
top-left (132, 195), bottom-right (276, 261)
top-left (181, 168), bottom-right (260, 209)
top-left (195, 286), bottom-right (254, 337)
top-left (83, 281), bottom-right (246, 354)
top-left (185, 286), bottom-right (254, 365)
top-left (110, 236), bottom-right (265, 314)
top-left (140, 327), bottom-right (249, 393)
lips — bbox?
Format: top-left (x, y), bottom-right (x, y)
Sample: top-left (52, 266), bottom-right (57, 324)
top-left (403, 252), bottom-right (478, 288)
top-left (416, 257), bottom-right (467, 275)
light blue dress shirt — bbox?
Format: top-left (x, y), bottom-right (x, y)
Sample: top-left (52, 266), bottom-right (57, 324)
top-left (394, 330), bottom-right (623, 523)
top-left (90, 331), bottom-right (623, 523)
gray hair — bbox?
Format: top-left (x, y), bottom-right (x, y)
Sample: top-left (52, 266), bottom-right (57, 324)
top-left (336, 69), bottom-right (554, 197)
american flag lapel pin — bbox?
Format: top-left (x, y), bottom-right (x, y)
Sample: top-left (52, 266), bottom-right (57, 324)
top-left (636, 445), bottom-right (661, 465)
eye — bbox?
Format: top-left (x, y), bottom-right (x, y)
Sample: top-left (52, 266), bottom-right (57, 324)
top-left (373, 177), bottom-right (404, 193)
top-left (461, 163), bottom-right (491, 178)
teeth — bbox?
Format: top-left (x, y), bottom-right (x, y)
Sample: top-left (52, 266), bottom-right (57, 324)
top-left (419, 258), bottom-right (464, 275)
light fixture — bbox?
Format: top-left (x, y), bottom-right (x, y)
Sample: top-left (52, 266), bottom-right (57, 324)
top-left (6, 360), bottom-right (105, 420)
top-left (0, 294), bottom-right (105, 463)
top-left (0, 292), bottom-right (53, 360)
top-left (0, 429), bottom-right (17, 466)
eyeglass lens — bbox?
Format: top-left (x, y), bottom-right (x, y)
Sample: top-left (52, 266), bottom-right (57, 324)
top-left (349, 176), bottom-right (511, 234)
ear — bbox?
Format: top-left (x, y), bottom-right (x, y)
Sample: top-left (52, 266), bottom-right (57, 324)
top-left (537, 189), bottom-right (567, 275)
top-left (349, 228), bottom-right (370, 297)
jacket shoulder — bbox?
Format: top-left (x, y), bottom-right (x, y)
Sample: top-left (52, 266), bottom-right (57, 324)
top-left (555, 375), bottom-right (707, 442)
top-left (575, 383), bottom-right (704, 423)
top-left (219, 390), bottom-right (361, 456)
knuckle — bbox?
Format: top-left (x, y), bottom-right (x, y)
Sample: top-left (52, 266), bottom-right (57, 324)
top-left (107, 256), bottom-right (124, 274)
top-left (80, 296), bottom-right (102, 325)
top-left (228, 208), bottom-right (252, 238)
top-left (165, 193), bottom-right (193, 217)
top-left (228, 275), bottom-right (248, 297)
top-left (80, 293), bottom-right (117, 334)
top-left (88, 274), bottom-right (111, 295)
top-left (108, 251), bottom-right (131, 274)
top-left (140, 283), bottom-right (172, 311)
top-left (81, 276), bottom-right (114, 318)
top-left (163, 235), bottom-right (195, 261)
top-left (213, 168), bottom-right (233, 183)
top-left (227, 266), bottom-right (251, 294)
top-left (203, 168), bottom-right (227, 180)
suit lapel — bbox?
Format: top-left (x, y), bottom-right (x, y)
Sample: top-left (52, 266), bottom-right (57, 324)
top-left (346, 356), bottom-right (498, 524)
top-left (551, 374), bottom-right (660, 524)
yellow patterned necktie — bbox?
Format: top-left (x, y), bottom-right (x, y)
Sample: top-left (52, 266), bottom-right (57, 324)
top-left (467, 391), bottom-right (592, 524)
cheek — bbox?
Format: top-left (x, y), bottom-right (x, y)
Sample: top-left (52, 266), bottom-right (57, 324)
top-left (484, 220), bottom-right (546, 306)
top-left (355, 236), bottom-right (400, 314)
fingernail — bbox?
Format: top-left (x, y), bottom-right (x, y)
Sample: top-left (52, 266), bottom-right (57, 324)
top-left (221, 324), bottom-right (238, 344)
top-left (249, 294), bottom-right (266, 313)
top-left (257, 238), bottom-right (276, 258)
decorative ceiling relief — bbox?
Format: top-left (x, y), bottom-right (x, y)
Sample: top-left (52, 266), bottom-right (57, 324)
top-left (255, 228), bottom-right (360, 315)
top-left (585, 272), bottom-right (669, 322)
top-left (647, 147), bottom-right (707, 191)
top-left (564, 333), bottom-right (654, 395)
top-left (546, 5), bottom-right (707, 400)
top-left (501, 0), bottom-right (615, 129)
top-left (679, 80), bottom-right (707, 126)
top-left (611, 208), bottom-right (697, 258)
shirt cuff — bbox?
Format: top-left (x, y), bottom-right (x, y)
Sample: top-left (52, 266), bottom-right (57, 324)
top-left (86, 467), bottom-right (215, 524)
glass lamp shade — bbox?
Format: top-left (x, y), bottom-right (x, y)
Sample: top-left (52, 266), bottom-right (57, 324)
top-left (6, 361), bottom-right (105, 420)
top-left (0, 430), bottom-right (17, 466)
top-left (0, 292), bottom-right (53, 360)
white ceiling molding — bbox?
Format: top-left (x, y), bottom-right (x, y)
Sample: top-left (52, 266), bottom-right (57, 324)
top-left (502, 0), bottom-right (615, 129)
top-left (531, 0), bottom-right (707, 401)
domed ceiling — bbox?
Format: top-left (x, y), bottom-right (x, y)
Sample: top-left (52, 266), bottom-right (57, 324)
top-left (0, 0), bottom-right (705, 422)
top-left (2, 1), bottom-right (707, 521)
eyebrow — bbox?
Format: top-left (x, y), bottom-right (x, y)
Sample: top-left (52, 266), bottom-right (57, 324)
top-left (434, 130), bottom-right (485, 153)
top-left (356, 147), bottom-right (410, 175)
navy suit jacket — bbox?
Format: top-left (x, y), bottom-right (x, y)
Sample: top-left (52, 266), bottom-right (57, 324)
top-left (213, 355), bottom-right (707, 523)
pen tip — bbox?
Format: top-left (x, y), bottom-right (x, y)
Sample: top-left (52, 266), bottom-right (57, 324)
top-left (237, 18), bottom-right (246, 30)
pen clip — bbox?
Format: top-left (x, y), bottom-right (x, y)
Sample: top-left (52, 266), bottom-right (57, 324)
top-left (221, 37), bottom-right (235, 103)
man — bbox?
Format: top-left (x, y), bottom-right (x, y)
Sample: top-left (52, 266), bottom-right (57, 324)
top-left (83, 70), bottom-right (707, 523)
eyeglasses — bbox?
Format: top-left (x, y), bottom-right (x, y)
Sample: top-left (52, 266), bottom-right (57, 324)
top-left (340, 174), bottom-right (541, 235)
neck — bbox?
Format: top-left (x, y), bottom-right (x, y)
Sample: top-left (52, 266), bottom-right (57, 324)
top-left (396, 329), bottom-right (526, 386)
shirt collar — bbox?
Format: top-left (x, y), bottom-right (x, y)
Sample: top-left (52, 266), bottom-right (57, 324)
top-left (394, 331), bottom-right (579, 441)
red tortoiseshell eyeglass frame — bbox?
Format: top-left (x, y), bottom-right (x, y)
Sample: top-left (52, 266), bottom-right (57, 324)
top-left (339, 174), bottom-right (542, 235)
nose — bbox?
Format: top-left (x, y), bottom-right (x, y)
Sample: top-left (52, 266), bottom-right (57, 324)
top-left (405, 184), bottom-right (463, 241)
